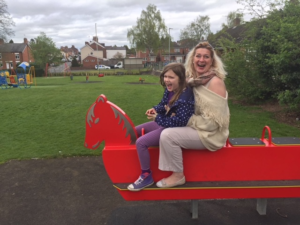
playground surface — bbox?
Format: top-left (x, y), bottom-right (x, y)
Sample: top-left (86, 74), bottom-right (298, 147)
top-left (0, 156), bottom-right (299, 225)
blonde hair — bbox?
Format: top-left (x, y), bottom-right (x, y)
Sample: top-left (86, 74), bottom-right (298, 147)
top-left (184, 42), bottom-right (227, 80)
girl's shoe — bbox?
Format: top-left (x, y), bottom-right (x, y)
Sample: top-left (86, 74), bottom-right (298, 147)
top-left (127, 172), bottom-right (154, 191)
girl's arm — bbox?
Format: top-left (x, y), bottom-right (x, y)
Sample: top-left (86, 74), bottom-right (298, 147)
top-left (153, 89), bottom-right (168, 114)
top-left (155, 100), bottom-right (194, 128)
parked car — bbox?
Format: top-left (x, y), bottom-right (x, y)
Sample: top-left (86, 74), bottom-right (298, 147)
top-left (114, 61), bottom-right (123, 69)
top-left (95, 65), bottom-right (110, 70)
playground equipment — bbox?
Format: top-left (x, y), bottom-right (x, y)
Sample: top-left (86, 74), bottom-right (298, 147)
top-left (0, 70), bottom-right (18, 89)
top-left (63, 62), bottom-right (71, 77)
top-left (16, 62), bottom-right (36, 89)
top-left (84, 94), bottom-right (300, 219)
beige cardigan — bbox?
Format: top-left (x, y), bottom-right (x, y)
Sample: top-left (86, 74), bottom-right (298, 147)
top-left (187, 85), bottom-right (230, 151)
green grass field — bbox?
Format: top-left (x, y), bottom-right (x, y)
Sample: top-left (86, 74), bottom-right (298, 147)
top-left (0, 74), bottom-right (299, 164)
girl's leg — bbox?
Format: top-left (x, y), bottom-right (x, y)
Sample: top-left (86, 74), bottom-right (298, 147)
top-left (157, 127), bottom-right (206, 186)
top-left (128, 123), bottom-right (164, 191)
top-left (135, 121), bottom-right (161, 137)
top-left (136, 126), bottom-right (165, 170)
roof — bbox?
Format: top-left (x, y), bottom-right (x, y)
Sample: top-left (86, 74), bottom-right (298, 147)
top-left (105, 46), bottom-right (126, 50)
top-left (0, 43), bottom-right (27, 53)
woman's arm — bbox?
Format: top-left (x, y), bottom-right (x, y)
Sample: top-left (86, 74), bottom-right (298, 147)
top-left (207, 77), bottom-right (227, 98)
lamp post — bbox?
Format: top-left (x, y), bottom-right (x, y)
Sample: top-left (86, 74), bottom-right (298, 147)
top-left (95, 23), bottom-right (99, 69)
top-left (169, 28), bottom-right (172, 63)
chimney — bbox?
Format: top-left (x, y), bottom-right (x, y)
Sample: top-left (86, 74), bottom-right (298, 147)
top-left (233, 18), bottom-right (241, 27)
top-left (0, 39), bottom-right (4, 45)
top-left (93, 36), bottom-right (98, 43)
top-left (24, 38), bottom-right (28, 44)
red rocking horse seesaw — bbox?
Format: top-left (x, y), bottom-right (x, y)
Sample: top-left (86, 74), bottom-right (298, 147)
top-left (84, 94), bottom-right (300, 216)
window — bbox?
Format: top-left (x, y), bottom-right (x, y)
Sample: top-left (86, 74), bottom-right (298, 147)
top-left (245, 47), bottom-right (256, 62)
top-left (85, 59), bottom-right (89, 62)
top-left (0, 62), bottom-right (2, 68)
top-left (15, 53), bottom-right (20, 60)
top-left (174, 48), bottom-right (180, 53)
top-left (0, 53), bottom-right (2, 59)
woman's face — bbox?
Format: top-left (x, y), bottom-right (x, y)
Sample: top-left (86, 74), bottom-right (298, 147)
top-left (193, 48), bottom-right (213, 75)
top-left (164, 69), bottom-right (180, 92)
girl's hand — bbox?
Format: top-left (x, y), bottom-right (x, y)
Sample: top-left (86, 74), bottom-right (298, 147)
top-left (147, 113), bottom-right (157, 121)
top-left (145, 108), bottom-right (156, 116)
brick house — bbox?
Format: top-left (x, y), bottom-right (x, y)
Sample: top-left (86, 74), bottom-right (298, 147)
top-left (80, 36), bottom-right (126, 69)
top-left (136, 41), bottom-right (190, 64)
top-left (0, 38), bottom-right (34, 70)
top-left (60, 45), bottom-right (79, 61)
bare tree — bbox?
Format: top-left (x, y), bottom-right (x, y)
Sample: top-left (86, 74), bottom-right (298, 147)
top-left (0, 0), bottom-right (15, 41)
top-left (179, 15), bottom-right (211, 48)
top-left (236, 0), bottom-right (285, 18)
top-left (113, 52), bottom-right (124, 59)
top-left (221, 11), bottom-right (245, 29)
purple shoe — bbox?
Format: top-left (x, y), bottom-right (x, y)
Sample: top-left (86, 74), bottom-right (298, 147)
top-left (127, 172), bottom-right (154, 191)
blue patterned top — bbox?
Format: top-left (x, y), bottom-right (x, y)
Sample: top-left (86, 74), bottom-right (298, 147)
top-left (153, 87), bottom-right (194, 128)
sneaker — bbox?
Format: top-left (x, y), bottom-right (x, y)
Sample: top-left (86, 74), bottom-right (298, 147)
top-left (127, 172), bottom-right (154, 191)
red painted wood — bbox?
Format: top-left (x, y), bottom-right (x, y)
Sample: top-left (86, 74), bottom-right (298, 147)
top-left (85, 94), bottom-right (300, 201)
top-left (116, 187), bottom-right (300, 201)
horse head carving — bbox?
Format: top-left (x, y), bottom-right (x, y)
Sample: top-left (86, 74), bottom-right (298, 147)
top-left (84, 94), bottom-right (138, 150)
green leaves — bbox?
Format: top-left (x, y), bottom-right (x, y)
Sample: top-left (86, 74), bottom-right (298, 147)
top-left (127, 4), bottom-right (168, 55)
top-left (29, 32), bottom-right (62, 69)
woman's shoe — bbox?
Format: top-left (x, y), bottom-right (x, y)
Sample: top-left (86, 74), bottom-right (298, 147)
top-left (156, 176), bottom-right (186, 188)
top-left (127, 172), bottom-right (154, 191)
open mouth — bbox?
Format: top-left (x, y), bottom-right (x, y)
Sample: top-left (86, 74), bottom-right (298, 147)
top-left (197, 64), bottom-right (206, 68)
top-left (166, 83), bottom-right (172, 88)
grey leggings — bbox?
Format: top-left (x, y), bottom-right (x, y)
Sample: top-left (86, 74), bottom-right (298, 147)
top-left (135, 121), bottom-right (164, 170)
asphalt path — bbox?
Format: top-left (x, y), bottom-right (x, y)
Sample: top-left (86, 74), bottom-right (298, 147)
top-left (0, 156), bottom-right (299, 225)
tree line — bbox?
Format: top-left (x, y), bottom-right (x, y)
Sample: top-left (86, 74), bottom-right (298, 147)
top-left (2, 0), bottom-right (300, 110)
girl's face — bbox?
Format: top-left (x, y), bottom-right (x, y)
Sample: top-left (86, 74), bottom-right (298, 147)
top-left (193, 48), bottom-right (213, 75)
top-left (164, 69), bottom-right (180, 92)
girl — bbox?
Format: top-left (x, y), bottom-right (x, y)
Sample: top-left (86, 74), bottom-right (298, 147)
top-left (127, 63), bottom-right (194, 191)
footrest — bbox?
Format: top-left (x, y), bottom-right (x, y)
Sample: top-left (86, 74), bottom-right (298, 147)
top-left (229, 138), bottom-right (265, 146)
top-left (271, 137), bottom-right (300, 146)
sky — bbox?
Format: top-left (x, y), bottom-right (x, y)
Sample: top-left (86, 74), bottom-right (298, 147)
top-left (6, 0), bottom-right (251, 50)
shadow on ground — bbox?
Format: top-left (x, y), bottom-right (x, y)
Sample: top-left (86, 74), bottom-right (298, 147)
top-left (0, 157), bottom-right (299, 225)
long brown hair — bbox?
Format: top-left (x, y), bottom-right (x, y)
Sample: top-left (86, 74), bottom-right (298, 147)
top-left (159, 63), bottom-right (187, 106)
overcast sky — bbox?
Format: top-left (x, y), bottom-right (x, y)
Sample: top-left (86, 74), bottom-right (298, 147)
top-left (7, 0), bottom-right (251, 50)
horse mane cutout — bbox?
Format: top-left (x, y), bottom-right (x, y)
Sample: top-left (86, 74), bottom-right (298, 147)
top-left (111, 107), bottom-right (137, 145)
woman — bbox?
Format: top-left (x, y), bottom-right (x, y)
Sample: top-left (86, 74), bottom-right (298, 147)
top-left (127, 63), bottom-right (194, 191)
top-left (156, 42), bottom-right (230, 188)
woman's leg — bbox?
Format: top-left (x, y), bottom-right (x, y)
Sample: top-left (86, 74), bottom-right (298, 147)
top-left (158, 127), bottom-right (206, 186)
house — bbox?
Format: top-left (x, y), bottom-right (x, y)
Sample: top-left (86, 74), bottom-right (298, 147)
top-left (136, 41), bottom-right (190, 64)
top-left (0, 38), bottom-right (34, 70)
top-left (105, 46), bottom-right (126, 59)
top-left (80, 36), bottom-right (126, 69)
top-left (60, 45), bottom-right (79, 61)
top-left (209, 18), bottom-right (249, 53)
